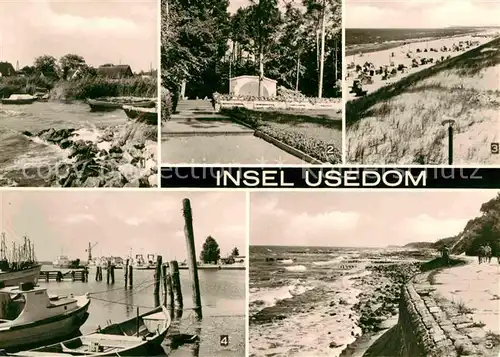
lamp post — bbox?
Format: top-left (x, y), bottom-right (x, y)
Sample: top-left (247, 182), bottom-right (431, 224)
top-left (441, 117), bottom-right (456, 165)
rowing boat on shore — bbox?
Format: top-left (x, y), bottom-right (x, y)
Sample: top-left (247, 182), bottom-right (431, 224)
top-left (1, 95), bottom-right (36, 105)
top-left (11, 305), bottom-right (171, 356)
top-left (122, 105), bottom-right (158, 125)
top-left (86, 98), bottom-right (156, 112)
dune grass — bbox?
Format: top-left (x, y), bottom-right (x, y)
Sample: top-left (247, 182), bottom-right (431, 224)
top-left (346, 37), bottom-right (500, 164)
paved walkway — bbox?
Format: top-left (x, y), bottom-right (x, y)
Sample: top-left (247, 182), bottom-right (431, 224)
top-left (161, 100), bottom-right (305, 164)
top-left (433, 257), bottom-right (500, 334)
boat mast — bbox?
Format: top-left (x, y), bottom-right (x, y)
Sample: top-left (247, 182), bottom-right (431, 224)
top-left (0, 232), bottom-right (6, 261)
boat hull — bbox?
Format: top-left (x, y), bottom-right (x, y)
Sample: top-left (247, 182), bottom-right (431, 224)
top-left (0, 299), bottom-right (90, 351)
top-left (87, 99), bottom-right (155, 112)
top-left (0, 265), bottom-right (41, 287)
top-left (1, 99), bottom-right (36, 105)
top-left (122, 106), bottom-right (158, 125)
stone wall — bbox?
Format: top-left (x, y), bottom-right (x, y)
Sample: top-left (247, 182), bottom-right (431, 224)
top-left (397, 275), bottom-right (483, 357)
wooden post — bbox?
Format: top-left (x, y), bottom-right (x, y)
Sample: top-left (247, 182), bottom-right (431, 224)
top-left (128, 264), bottom-right (133, 288)
top-left (124, 259), bottom-right (129, 288)
top-left (182, 198), bottom-right (202, 319)
top-left (95, 267), bottom-right (99, 281)
top-left (45, 271), bottom-right (49, 282)
top-left (110, 264), bottom-right (115, 284)
top-left (165, 266), bottom-right (174, 309)
top-left (162, 264), bottom-right (168, 306)
top-left (154, 256), bottom-right (162, 307)
top-left (169, 260), bottom-right (183, 311)
top-left (136, 306), bottom-right (140, 336)
top-left (106, 261), bottom-right (111, 284)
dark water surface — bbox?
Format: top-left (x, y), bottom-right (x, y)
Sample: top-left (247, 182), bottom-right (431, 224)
top-left (0, 101), bottom-right (127, 186)
top-left (39, 266), bottom-right (245, 356)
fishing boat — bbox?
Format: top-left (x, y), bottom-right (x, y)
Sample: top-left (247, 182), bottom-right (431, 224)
top-left (0, 234), bottom-right (41, 287)
top-left (1, 94), bottom-right (36, 105)
top-left (132, 254), bottom-right (150, 270)
top-left (86, 98), bottom-right (155, 112)
top-left (0, 283), bottom-right (90, 351)
top-left (11, 305), bottom-right (170, 356)
top-left (52, 255), bottom-right (71, 269)
top-left (122, 106), bottom-right (158, 125)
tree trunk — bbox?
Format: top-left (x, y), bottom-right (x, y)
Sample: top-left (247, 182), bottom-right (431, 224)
top-left (295, 54), bottom-right (300, 92)
top-left (318, 1), bottom-right (326, 98)
top-left (258, 52), bottom-right (264, 97)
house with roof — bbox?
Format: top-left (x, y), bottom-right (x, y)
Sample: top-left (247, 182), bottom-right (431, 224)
top-left (97, 64), bottom-right (133, 79)
top-left (0, 62), bottom-right (16, 77)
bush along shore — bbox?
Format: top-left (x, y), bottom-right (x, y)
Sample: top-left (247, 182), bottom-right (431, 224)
top-left (23, 122), bottom-right (158, 187)
top-left (223, 107), bottom-right (342, 164)
top-left (0, 75), bottom-right (157, 100)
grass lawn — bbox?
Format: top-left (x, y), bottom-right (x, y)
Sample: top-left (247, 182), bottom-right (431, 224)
top-left (223, 108), bottom-right (342, 164)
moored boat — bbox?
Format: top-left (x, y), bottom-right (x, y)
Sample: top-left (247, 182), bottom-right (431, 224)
top-left (122, 106), bottom-right (158, 125)
top-left (0, 234), bottom-right (41, 287)
top-left (86, 98), bottom-right (155, 112)
top-left (52, 255), bottom-right (71, 269)
top-left (0, 283), bottom-right (90, 351)
top-left (1, 95), bottom-right (36, 105)
top-left (11, 305), bottom-right (170, 356)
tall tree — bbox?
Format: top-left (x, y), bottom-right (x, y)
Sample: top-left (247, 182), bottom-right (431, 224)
top-left (231, 247), bottom-right (239, 257)
top-left (59, 54), bottom-right (86, 80)
top-left (200, 236), bottom-right (221, 263)
top-left (33, 55), bottom-right (59, 78)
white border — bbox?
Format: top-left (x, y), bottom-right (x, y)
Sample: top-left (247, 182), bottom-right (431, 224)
top-left (156, 0), bottom-right (162, 188)
top-left (341, 0), bottom-right (346, 165)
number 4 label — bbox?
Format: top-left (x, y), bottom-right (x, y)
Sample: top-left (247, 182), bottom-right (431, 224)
top-left (220, 335), bottom-right (229, 346)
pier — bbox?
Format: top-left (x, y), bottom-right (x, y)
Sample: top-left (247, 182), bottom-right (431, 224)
top-left (39, 268), bottom-right (88, 282)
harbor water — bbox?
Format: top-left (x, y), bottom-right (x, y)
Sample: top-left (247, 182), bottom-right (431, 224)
top-left (0, 101), bottom-right (128, 186)
top-left (39, 265), bottom-right (245, 356)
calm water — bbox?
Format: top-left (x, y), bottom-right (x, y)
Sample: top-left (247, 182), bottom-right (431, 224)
top-left (346, 27), bottom-right (482, 46)
top-left (39, 266), bottom-right (245, 357)
top-left (0, 101), bottom-right (127, 186)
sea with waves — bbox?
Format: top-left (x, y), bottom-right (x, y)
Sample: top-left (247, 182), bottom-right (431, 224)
top-left (346, 27), bottom-right (485, 56)
top-left (249, 245), bottom-right (430, 357)
top-left (38, 265), bottom-right (245, 356)
top-left (0, 101), bottom-right (126, 186)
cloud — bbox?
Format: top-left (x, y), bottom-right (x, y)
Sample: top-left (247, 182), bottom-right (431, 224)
top-left (62, 213), bottom-right (96, 224)
top-left (287, 211), bottom-right (360, 234)
top-left (404, 214), bottom-right (467, 239)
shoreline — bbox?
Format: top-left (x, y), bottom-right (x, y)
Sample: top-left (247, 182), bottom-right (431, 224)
top-left (249, 259), bottom-right (424, 357)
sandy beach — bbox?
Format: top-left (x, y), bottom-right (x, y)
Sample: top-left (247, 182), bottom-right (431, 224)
top-left (346, 30), bottom-right (498, 101)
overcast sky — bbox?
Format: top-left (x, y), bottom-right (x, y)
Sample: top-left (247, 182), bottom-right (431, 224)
top-left (346, 0), bottom-right (500, 28)
top-left (0, 0), bottom-right (156, 72)
top-left (250, 191), bottom-right (498, 247)
top-left (0, 191), bottom-right (246, 262)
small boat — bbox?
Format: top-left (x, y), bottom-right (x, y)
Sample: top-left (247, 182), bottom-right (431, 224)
top-left (0, 283), bottom-right (90, 351)
top-left (34, 93), bottom-right (50, 102)
top-left (12, 305), bottom-right (171, 356)
top-left (87, 98), bottom-right (155, 112)
top-left (122, 106), bottom-right (158, 125)
top-left (1, 94), bottom-right (36, 105)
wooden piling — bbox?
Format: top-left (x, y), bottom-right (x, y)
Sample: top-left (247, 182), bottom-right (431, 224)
top-left (128, 264), bottom-right (133, 288)
top-left (110, 264), bottom-right (115, 284)
top-left (124, 259), bottom-right (129, 288)
top-left (169, 260), bottom-right (183, 311)
top-left (106, 261), bottom-right (111, 284)
top-left (182, 198), bottom-right (203, 319)
top-left (154, 256), bottom-right (162, 307)
top-left (165, 266), bottom-right (174, 309)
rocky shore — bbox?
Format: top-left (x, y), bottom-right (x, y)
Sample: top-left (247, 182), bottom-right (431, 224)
top-left (23, 122), bottom-right (158, 187)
